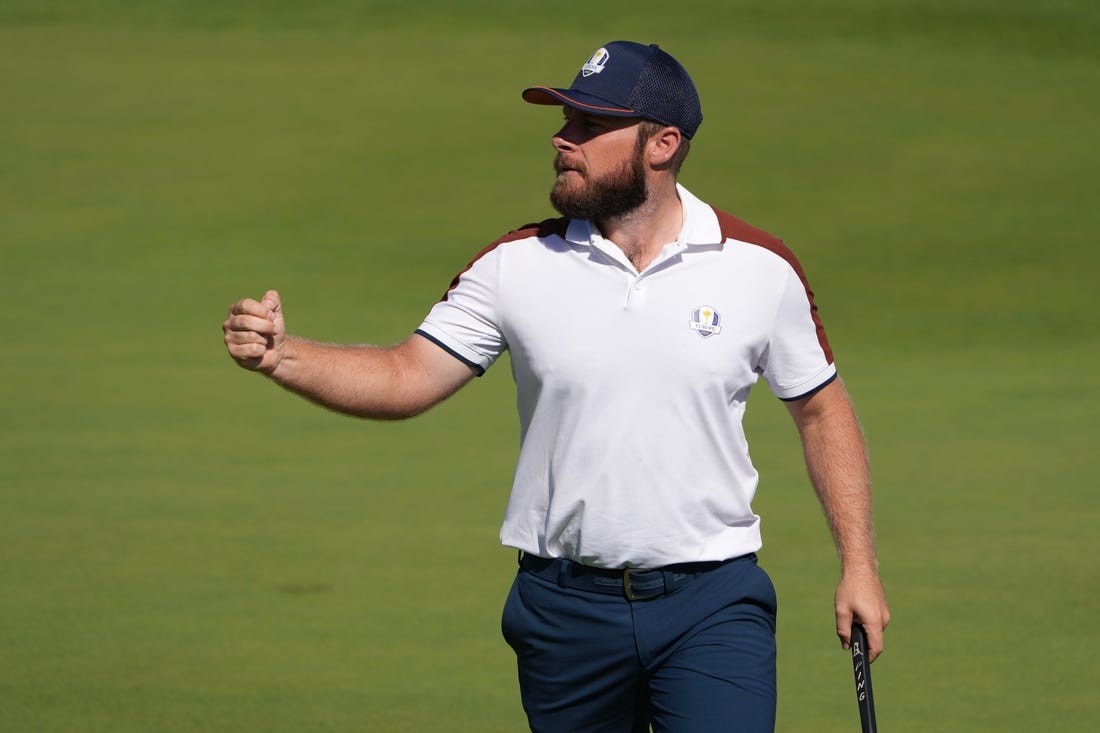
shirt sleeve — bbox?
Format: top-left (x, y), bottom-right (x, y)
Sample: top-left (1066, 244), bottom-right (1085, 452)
top-left (415, 246), bottom-right (507, 375)
top-left (758, 263), bottom-right (837, 401)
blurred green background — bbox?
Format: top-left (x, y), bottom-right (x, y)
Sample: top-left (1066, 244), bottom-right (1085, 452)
top-left (2, 1), bottom-right (1097, 731)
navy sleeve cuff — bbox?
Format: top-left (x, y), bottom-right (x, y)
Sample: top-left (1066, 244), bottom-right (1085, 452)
top-left (414, 329), bottom-right (486, 376)
top-left (777, 371), bottom-right (838, 402)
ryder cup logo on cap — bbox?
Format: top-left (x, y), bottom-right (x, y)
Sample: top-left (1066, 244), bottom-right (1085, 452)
top-left (521, 40), bottom-right (704, 139)
top-left (689, 306), bottom-right (722, 338)
top-left (581, 47), bottom-right (610, 77)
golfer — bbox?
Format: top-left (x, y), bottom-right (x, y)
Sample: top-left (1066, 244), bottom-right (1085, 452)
top-left (223, 40), bottom-right (889, 733)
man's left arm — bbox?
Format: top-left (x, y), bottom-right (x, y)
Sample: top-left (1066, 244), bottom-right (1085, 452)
top-left (785, 378), bottom-right (891, 661)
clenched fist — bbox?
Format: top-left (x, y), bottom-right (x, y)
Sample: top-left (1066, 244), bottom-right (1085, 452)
top-left (223, 290), bottom-right (286, 374)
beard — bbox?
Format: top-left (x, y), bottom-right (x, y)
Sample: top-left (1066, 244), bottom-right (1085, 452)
top-left (550, 150), bottom-right (648, 221)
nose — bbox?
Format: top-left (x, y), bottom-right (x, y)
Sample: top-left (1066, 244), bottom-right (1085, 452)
top-left (551, 124), bottom-right (576, 153)
top-left (552, 116), bottom-right (587, 151)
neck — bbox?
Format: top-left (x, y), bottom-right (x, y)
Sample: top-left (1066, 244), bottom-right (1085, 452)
top-left (596, 177), bottom-right (682, 272)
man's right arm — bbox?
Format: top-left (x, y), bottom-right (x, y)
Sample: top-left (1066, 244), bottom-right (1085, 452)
top-left (223, 290), bottom-right (477, 419)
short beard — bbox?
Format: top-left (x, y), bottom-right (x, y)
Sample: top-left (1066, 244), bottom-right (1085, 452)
top-left (550, 150), bottom-right (648, 221)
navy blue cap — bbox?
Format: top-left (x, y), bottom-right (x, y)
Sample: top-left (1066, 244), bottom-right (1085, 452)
top-left (523, 41), bottom-right (703, 139)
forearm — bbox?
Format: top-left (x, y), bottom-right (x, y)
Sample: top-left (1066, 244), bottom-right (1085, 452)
top-left (788, 380), bottom-right (890, 656)
top-left (789, 381), bottom-right (878, 574)
top-left (269, 335), bottom-right (456, 419)
top-left (800, 399), bottom-right (878, 574)
top-left (224, 292), bottom-right (476, 419)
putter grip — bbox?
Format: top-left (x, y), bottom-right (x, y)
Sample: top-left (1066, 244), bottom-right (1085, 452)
top-left (851, 622), bottom-right (878, 733)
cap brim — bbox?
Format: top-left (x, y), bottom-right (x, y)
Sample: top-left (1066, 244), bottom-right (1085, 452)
top-left (522, 86), bottom-right (641, 118)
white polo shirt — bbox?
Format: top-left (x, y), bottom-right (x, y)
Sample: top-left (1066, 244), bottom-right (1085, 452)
top-left (416, 185), bottom-right (836, 569)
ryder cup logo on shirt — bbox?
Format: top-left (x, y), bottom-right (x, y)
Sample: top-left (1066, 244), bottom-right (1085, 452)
top-left (689, 306), bottom-right (723, 338)
top-left (581, 47), bottom-right (610, 77)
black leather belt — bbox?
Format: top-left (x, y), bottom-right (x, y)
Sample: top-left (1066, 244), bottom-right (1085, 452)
top-left (518, 552), bottom-right (739, 601)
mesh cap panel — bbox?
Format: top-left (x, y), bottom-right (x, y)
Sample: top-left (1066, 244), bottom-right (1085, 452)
top-left (629, 48), bottom-right (702, 138)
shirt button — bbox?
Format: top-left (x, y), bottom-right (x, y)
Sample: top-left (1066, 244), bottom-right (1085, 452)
top-left (634, 283), bottom-right (643, 291)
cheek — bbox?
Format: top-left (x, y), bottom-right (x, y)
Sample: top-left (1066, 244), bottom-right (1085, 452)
top-left (596, 140), bottom-right (637, 171)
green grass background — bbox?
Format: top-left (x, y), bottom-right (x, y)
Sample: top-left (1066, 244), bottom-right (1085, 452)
top-left (2, 1), bottom-right (1098, 731)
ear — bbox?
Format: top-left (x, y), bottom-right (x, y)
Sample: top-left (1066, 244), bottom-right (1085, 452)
top-left (646, 125), bottom-right (683, 169)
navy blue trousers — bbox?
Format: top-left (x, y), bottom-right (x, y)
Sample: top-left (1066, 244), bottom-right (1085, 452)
top-left (501, 554), bottom-right (777, 732)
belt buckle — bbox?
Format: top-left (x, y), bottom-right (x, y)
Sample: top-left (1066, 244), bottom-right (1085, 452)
top-left (623, 569), bottom-right (645, 601)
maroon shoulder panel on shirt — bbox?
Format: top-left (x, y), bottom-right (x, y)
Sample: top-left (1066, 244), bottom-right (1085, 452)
top-left (439, 217), bottom-right (570, 302)
top-left (711, 207), bottom-right (834, 364)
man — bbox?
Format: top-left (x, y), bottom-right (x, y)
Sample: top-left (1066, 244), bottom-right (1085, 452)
top-left (223, 40), bottom-right (889, 733)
